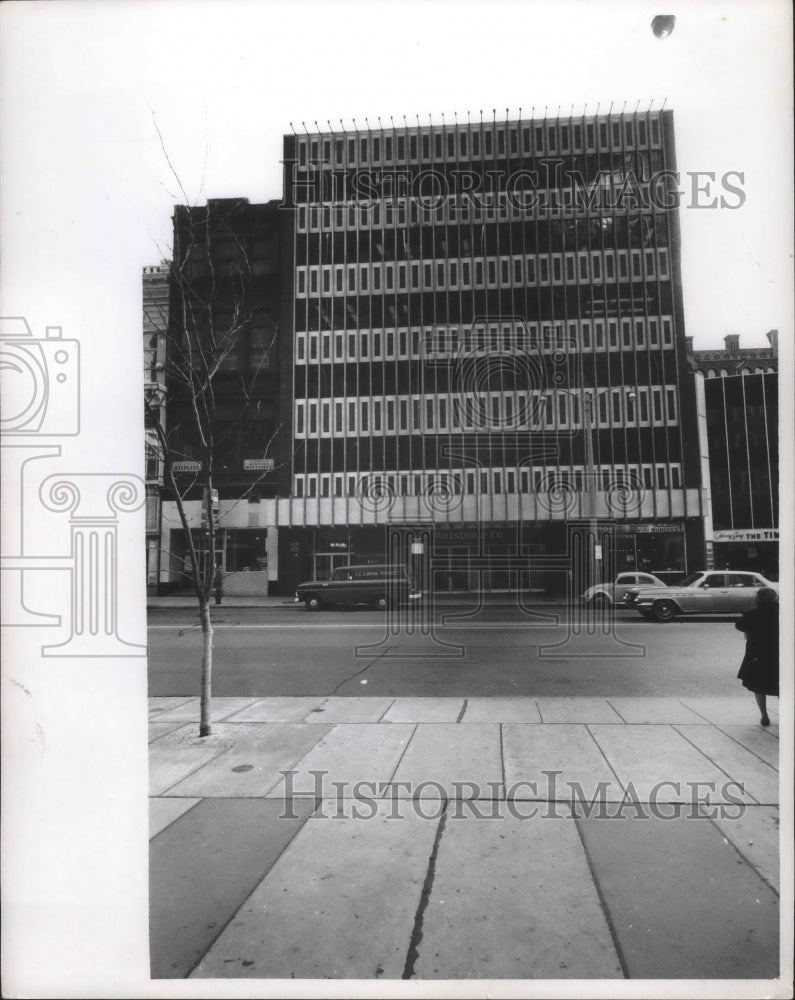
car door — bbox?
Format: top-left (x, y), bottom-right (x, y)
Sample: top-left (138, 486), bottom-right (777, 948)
top-left (613, 574), bottom-right (637, 603)
top-left (332, 568), bottom-right (360, 606)
top-left (693, 572), bottom-right (731, 612)
top-left (725, 573), bottom-right (760, 612)
top-left (347, 569), bottom-right (371, 605)
top-left (676, 573), bottom-right (717, 612)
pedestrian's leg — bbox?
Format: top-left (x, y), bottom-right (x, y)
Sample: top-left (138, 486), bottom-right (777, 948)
top-left (755, 692), bottom-right (770, 726)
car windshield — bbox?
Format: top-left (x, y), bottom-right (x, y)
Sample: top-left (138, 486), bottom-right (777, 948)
top-left (677, 573), bottom-right (703, 588)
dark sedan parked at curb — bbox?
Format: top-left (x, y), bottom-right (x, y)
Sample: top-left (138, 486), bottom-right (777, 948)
top-left (625, 570), bottom-right (779, 622)
top-left (295, 564), bottom-right (422, 611)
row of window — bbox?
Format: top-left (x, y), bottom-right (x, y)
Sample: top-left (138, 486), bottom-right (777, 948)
top-left (294, 386), bottom-right (679, 438)
top-left (295, 317), bottom-right (676, 365)
top-left (295, 248), bottom-right (671, 298)
top-left (292, 461), bottom-right (682, 500)
top-left (295, 117), bottom-right (664, 170)
top-left (296, 188), bottom-right (663, 231)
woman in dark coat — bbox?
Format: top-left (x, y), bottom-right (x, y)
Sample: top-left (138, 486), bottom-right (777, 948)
top-left (735, 587), bottom-right (779, 726)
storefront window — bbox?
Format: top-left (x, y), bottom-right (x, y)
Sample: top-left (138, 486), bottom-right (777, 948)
top-left (636, 532), bottom-right (684, 574)
top-left (172, 529), bottom-right (223, 588)
top-left (226, 530), bottom-right (267, 572)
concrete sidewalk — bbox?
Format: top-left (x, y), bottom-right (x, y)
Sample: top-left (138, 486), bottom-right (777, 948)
top-left (149, 696), bottom-right (782, 983)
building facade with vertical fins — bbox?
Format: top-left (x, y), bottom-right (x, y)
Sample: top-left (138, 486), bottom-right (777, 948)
top-left (686, 332), bottom-right (778, 577)
top-left (276, 110), bottom-right (710, 595)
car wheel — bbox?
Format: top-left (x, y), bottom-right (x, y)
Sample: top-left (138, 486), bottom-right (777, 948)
top-left (304, 595), bottom-right (322, 611)
top-left (373, 594), bottom-right (388, 611)
top-left (652, 599), bottom-right (677, 622)
top-left (591, 593), bottom-right (609, 610)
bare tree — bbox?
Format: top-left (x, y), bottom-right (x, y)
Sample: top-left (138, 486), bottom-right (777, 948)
top-left (145, 195), bottom-right (283, 737)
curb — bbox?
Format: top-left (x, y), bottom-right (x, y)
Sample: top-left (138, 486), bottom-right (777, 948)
top-left (147, 601), bottom-right (573, 611)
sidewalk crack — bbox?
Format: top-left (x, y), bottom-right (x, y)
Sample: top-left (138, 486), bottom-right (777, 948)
top-left (672, 725), bottom-right (763, 804)
top-left (376, 698), bottom-right (396, 722)
top-left (573, 818), bottom-right (629, 979)
top-left (702, 809), bottom-right (780, 898)
top-left (499, 722), bottom-right (506, 793)
top-left (605, 699), bottom-right (627, 723)
top-left (383, 723), bottom-right (418, 787)
top-left (401, 802), bottom-right (448, 980)
top-left (585, 724), bottom-right (626, 795)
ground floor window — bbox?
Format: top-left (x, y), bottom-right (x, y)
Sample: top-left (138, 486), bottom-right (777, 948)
top-left (171, 528), bottom-right (267, 586)
top-left (604, 531), bottom-right (686, 581)
top-left (713, 541), bottom-right (778, 580)
top-left (226, 530), bottom-right (268, 572)
top-left (172, 528), bottom-right (224, 588)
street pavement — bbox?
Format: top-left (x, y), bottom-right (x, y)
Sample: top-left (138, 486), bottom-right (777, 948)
top-left (148, 604), bottom-right (756, 698)
top-left (149, 694), bottom-right (782, 983)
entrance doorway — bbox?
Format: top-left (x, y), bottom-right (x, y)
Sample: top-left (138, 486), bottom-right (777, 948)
top-left (313, 552), bottom-right (350, 581)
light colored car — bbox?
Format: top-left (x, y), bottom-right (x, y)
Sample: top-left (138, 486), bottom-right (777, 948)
top-left (626, 570), bottom-right (779, 622)
top-left (583, 572), bottom-right (667, 608)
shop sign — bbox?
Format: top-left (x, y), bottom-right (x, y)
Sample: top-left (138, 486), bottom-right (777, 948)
top-left (713, 529), bottom-right (778, 542)
top-left (597, 521), bottom-right (684, 535)
top-left (244, 458), bottom-right (274, 471)
top-left (172, 460), bottom-right (201, 472)
top-left (434, 528), bottom-right (479, 545)
top-left (629, 522), bottom-right (684, 534)
top-left (434, 526), bottom-right (518, 547)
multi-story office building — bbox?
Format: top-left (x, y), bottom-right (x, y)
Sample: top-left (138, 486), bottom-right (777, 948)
top-left (278, 110), bottom-right (710, 594)
top-left (686, 334), bottom-right (779, 575)
top-left (158, 199), bottom-right (286, 596)
top-left (702, 371), bottom-right (778, 576)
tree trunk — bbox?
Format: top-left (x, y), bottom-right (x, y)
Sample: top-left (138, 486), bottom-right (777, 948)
top-left (198, 601), bottom-right (213, 736)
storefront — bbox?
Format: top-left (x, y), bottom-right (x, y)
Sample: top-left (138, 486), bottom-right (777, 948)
top-left (277, 518), bottom-right (703, 596)
top-left (710, 528), bottom-right (779, 580)
top-left (600, 521), bottom-right (691, 585)
top-left (165, 526), bottom-right (278, 595)
top-left (278, 525), bottom-right (387, 595)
